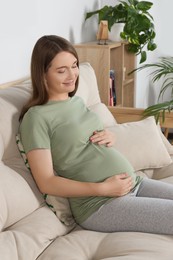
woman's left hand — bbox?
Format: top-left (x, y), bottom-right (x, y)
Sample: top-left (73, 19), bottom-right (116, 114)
top-left (90, 129), bottom-right (115, 147)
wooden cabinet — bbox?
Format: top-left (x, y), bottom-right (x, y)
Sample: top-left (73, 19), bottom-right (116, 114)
top-left (74, 41), bottom-right (136, 107)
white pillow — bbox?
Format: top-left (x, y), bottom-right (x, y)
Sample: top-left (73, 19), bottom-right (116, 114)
top-left (88, 102), bottom-right (117, 128)
top-left (16, 134), bottom-right (76, 228)
top-left (157, 125), bottom-right (173, 155)
top-left (0, 164), bottom-right (43, 231)
top-left (76, 62), bottom-right (101, 106)
top-left (107, 117), bottom-right (172, 171)
top-left (45, 194), bottom-right (75, 227)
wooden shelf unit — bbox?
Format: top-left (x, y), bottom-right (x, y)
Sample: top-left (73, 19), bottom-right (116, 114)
top-left (74, 41), bottom-right (136, 107)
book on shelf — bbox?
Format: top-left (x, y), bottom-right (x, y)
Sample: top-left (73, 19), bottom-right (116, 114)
top-left (109, 69), bottom-right (116, 106)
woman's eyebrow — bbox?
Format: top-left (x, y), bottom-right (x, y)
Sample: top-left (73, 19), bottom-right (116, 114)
top-left (56, 65), bottom-right (66, 70)
top-left (56, 60), bottom-right (78, 70)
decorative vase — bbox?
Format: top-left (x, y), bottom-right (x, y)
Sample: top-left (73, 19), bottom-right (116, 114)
top-left (96, 20), bottom-right (109, 44)
top-left (109, 23), bottom-right (125, 42)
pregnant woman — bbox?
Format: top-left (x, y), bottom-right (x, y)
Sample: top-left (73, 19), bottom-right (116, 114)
top-left (19, 35), bottom-right (173, 235)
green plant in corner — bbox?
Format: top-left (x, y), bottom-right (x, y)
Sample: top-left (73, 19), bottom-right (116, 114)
top-left (85, 0), bottom-right (157, 63)
top-left (133, 57), bottom-right (173, 122)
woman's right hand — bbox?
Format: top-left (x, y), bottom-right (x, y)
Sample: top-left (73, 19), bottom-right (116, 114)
top-left (102, 173), bottom-right (133, 197)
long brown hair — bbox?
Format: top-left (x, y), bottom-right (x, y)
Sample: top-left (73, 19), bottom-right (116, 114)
top-left (20, 35), bottom-right (79, 120)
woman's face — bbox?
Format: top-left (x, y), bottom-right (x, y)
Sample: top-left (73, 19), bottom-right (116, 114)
top-left (45, 51), bottom-right (79, 101)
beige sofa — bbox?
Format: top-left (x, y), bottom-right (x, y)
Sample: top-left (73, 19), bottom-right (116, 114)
top-left (1, 62), bottom-right (173, 260)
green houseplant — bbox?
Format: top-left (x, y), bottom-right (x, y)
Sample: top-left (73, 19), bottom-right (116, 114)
top-left (134, 57), bottom-right (173, 122)
top-left (85, 0), bottom-right (157, 63)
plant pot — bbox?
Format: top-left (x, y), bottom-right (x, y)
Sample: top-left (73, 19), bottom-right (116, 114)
top-left (109, 23), bottom-right (125, 42)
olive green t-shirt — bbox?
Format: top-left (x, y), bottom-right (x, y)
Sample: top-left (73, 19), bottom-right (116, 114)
top-left (20, 96), bottom-right (142, 224)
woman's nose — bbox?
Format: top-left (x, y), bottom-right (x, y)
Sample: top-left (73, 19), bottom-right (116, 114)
top-left (67, 69), bottom-right (76, 78)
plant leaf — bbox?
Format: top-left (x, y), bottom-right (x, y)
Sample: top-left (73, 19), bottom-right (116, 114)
top-left (147, 41), bottom-right (157, 51)
top-left (137, 1), bottom-right (153, 12)
top-left (85, 10), bottom-right (100, 20)
top-left (140, 51), bottom-right (147, 64)
top-left (143, 100), bottom-right (173, 123)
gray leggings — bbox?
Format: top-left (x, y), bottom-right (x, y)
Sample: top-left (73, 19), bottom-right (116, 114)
top-left (81, 179), bottom-right (173, 235)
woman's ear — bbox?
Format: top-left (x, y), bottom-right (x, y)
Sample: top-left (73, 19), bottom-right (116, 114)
top-left (43, 75), bottom-right (49, 91)
top-left (44, 74), bottom-right (47, 84)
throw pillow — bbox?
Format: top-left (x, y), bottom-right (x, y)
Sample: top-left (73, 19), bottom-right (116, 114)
top-left (107, 117), bottom-right (172, 171)
top-left (88, 102), bottom-right (117, 128)
top-left (16, 134), bottom-right (76, 227)
top-left (157, 125), bottom-right (173, 155)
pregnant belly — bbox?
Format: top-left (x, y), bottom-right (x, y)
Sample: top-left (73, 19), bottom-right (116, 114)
top-left (57, 144), bottom-right (136, 184)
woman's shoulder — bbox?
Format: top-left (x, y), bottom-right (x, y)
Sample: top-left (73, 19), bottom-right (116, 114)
top-left (20, 105), bottom-right (49, 132)
top-left (22, 105), bottom-right (48, 125)
top-left (73, 95), bottom-right (85, 104)
top-left (25, 105), bottom-right (42, 117)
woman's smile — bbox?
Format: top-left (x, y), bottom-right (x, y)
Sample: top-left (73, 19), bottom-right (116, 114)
top-left (63, 80), bottom-right (75, 87)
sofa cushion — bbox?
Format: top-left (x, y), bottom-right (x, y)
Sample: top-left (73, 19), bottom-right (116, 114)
top-left (89, 102), bottom-right (117, 128)
top-left (0, 79), bottom-right (31, 161)
top-left (153, 162), bottom-right (173, 180)
top-left (0, 79), bottom-right (46, 231)
top-left (107, 117), bottom-right (172, 171)
top-left (45, 194), bottom-right (75, 226)
top-left (157, 125), bottom-right (173, 155)
top-left (0, 206), bottom-right (72, 260)
top-left (0, 135), bottom-right (3, 160)
top-left (37, 228), bottom-right (173, 260)
top-left (0, 163), bottom-right (44, 231)
top-left (76, 62), bottom-right (101, 106)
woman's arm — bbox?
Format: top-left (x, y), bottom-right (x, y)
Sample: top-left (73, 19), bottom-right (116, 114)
top-left (27, 149), bottom-right (133, 198)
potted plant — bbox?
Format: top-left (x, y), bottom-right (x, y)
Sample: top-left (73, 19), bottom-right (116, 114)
top-left (133, 57), bottom-right (173, 122)
top-left (85, 0), bottom-right (157, 63)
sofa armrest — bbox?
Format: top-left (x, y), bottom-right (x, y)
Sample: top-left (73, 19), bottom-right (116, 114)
top-left (0, 76), bottom-right (29, 89)
top-left (108, 106), bottom-right (173, 138)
